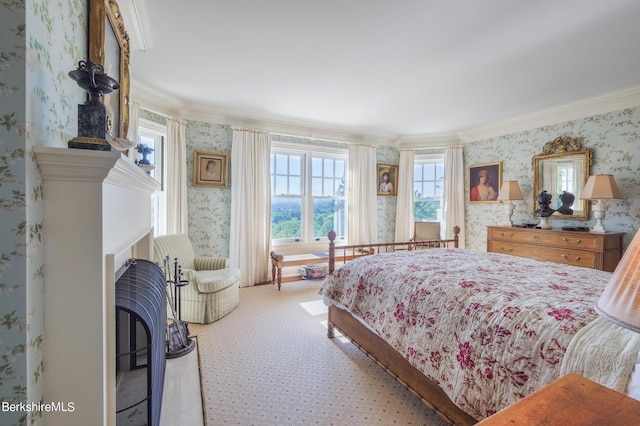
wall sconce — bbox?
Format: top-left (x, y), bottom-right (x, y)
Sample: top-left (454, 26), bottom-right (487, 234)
top-left (497, 181), bottom-right (524, 227)
top-left (581, 174), bottom-right (623, 233)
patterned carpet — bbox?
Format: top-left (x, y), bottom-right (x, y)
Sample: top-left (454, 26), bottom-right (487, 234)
top-left (189, 279), bottom-right (448, 425)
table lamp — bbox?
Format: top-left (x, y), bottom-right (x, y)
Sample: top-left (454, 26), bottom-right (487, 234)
top-left (497, 181), bottom-right (524, 226)
top-left (581, 174), bottom-right (622, 233)
top-left (596, 229), bottom-right (640, 332)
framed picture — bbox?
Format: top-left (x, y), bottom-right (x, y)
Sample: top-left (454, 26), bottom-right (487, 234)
top-left (194, 151), bottom-right (229, 188)
top-left (469, 162), bottom-right (502, 203)
top-left (377, 164), bottom-right (398, 196)
top-left (89, 0), bottom-right (130, 139)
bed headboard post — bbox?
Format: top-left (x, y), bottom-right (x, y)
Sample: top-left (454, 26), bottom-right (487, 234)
top-left (453, 225), bottom-right (460, 248)
top-left (328, 230), bottom-right (336, 273)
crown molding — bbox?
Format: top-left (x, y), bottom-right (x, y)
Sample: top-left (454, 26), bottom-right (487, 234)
top-left (394, 132), bottom-right (461, 149)
top-left (130, 79), bottom-right (398, 145)
top-left (458, 86), bottom-right (640, 142)
top-left (131, 80), bottom-right (640, 147)
top-left (118, 0), bottom-right (152, 52)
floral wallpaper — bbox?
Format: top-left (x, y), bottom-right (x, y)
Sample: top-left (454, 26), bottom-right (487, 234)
top-left (186, 121), bottom-right (233, 258)
top-left (1, 3), bottom-right (28, 425)
top-left (376, 145), bottom-right (399, 243)
top-left (464, 107), bottom-right (640, 251)
top-left (2, 0), bottom-right (85, 425)
top-left (2, 1), bottom-right (637, 424)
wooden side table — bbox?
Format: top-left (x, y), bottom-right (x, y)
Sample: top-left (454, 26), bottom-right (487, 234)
top-left (477, 373), bottom-right (640, 425)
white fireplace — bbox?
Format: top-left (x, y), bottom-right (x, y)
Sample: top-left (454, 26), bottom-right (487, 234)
top-left (35, 146), bottom-right (160, 426)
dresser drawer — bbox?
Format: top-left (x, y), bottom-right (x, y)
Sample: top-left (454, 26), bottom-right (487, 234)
top-left (487, 226), bottom-right (624, 272)
top-left (487, 228), bottom-right (600, 250)
top-left (488, 241), bottom-right (597, 268)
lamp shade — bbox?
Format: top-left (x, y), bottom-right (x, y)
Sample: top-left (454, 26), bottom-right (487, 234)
top-left (596, 229), bottom-right (640, 333)
top-left (581, 174), bottom-right (623, 200)
top-left (497, 181), bottom-right (523, 201)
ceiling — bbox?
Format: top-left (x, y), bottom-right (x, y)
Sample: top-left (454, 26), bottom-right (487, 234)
top-left (126, 0), bottom-right (640, 142)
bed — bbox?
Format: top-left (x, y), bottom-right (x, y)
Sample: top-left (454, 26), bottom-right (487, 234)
top-left (319, 228), bottom-right (640, 424)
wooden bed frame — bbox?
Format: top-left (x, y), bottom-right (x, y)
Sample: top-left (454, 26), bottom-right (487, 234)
top-left (325, 226), bottom-right (478, 426)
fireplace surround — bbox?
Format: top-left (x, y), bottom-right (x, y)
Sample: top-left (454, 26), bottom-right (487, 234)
top-left (35, 147), bottom-right (159, 426)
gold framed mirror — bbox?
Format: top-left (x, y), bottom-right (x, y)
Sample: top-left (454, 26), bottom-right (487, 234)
top-left (89, 0), bottom-right (130, 139)
top-left (532, 136), bottom-right (592, 220)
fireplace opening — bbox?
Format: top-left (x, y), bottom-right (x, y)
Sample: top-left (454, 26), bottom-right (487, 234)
top-left (115, 259), bottom-right (167, 426)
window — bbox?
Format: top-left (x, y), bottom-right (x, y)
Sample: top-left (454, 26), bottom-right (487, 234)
top-left (555, 161), bottom-right (574, 209)
top-left (271, 143), bottom-right (347, 244)
top-left (137, 118), bottom-right (167, 236)
top-left (414, 155), bottom-right (444, 221)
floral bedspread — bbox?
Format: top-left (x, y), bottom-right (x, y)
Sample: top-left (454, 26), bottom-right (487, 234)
top-left (319, 248), bottom-right (613, 420)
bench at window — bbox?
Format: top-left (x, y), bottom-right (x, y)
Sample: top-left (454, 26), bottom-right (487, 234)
top-left (269, 249), bottom-right (372, 290)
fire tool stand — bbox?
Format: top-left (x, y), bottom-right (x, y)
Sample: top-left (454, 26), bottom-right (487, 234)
top-left (164, 256), bottom-right (196, 358)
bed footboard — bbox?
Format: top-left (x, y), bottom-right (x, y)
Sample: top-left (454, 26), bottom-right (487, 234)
top-left (327, 226), bottom-right (460, 273)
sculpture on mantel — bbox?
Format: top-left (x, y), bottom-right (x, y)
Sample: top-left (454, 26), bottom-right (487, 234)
top-left (67, 60), bottom-right (135, 152)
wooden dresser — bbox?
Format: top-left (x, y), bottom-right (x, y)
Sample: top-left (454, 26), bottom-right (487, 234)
top-left (477, 373), bottom-right (640, 425)
top-left (487, 226), bottom-right (624, 272)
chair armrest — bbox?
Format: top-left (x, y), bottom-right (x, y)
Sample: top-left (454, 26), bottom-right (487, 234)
top-left (194, 256), bottom-right (229, 271)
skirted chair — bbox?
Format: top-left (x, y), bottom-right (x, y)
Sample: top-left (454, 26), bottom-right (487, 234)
top-left (154, 234), bottom-right (240, 324)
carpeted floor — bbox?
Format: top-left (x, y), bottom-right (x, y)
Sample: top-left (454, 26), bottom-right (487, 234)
top-left (189, 279), bottom-right (449, 425)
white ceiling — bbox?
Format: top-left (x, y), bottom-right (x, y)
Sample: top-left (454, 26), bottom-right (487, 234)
top-left (126, 0), bottom-right (640, 142)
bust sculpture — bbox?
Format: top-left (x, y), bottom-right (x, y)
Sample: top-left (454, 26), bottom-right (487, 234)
top-left (557, 191), bottom-right (575, 215)
top-left (535, 190), bottom-right (555, 217)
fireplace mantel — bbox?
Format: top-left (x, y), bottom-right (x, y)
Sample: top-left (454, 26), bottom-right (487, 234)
top-left (35, 146), bottom-right (159, 426)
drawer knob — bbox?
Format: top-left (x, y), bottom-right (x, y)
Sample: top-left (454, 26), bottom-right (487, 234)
top-left (576, 239), bottom-right (581, 243)
top-left (563, 237), bottom-right (568, 242)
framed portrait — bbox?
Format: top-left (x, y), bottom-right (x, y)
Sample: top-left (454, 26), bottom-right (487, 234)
top-left (89, 0), bottom-right (130, 139)
top-left (377, 164), bottom-right (398, 196)
top-left (468, 162), bottom-right (502, 203)
top-left (194, 151), bottom-right (229, 188)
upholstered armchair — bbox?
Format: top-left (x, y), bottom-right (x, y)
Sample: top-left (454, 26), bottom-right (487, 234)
top-left (412, 221), bottom-right (442, 249)
top-left (154, 234), bottom-right (240, 324)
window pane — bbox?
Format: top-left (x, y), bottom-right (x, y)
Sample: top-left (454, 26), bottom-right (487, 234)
top-left (323, 159), bottom-right (334, 177)
top-left (335, 178), bottom-right (345, 196)
top-left (274, 176), bottom-right (288, 194)
top-left (423, 181), bottom-right (435, 198)
top-left (271, 198), bottom-right (302, 239)
top-left (289, 176), bottom-right (301, 195)
top-left (312, 157), bottom-right (322, 176)
top-left (414, 164), bottom-right (422, 180)
top-left (335, 160), bottom-right (345, 178)
top-left (275, 154), bottom-right (288, 174)
top-left (313, 199), bottom-right (345, 238)
top-left (414, 200), bottom-right (439, 221)
top-left (289, 156), bottom-right (301, 175)
top-left (323, 178), bottom-right (333, 196)
top-left (311, 177), bottom-right (323, 196)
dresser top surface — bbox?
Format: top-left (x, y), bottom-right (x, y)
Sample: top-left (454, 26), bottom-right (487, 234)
top-left (487, 226), bottom-right (625, 237)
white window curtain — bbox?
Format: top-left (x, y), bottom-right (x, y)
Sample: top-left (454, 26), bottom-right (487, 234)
top-left (166, 117), bottom-right (188, 235)
top-left (347, 144), bottom-right (377, 245)
top-left (395, 150), bottom-right (415, 242)
top-left (229, 129), bottom-right (272, 287)
top-left (443, 145), bottom-right (465, 248)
